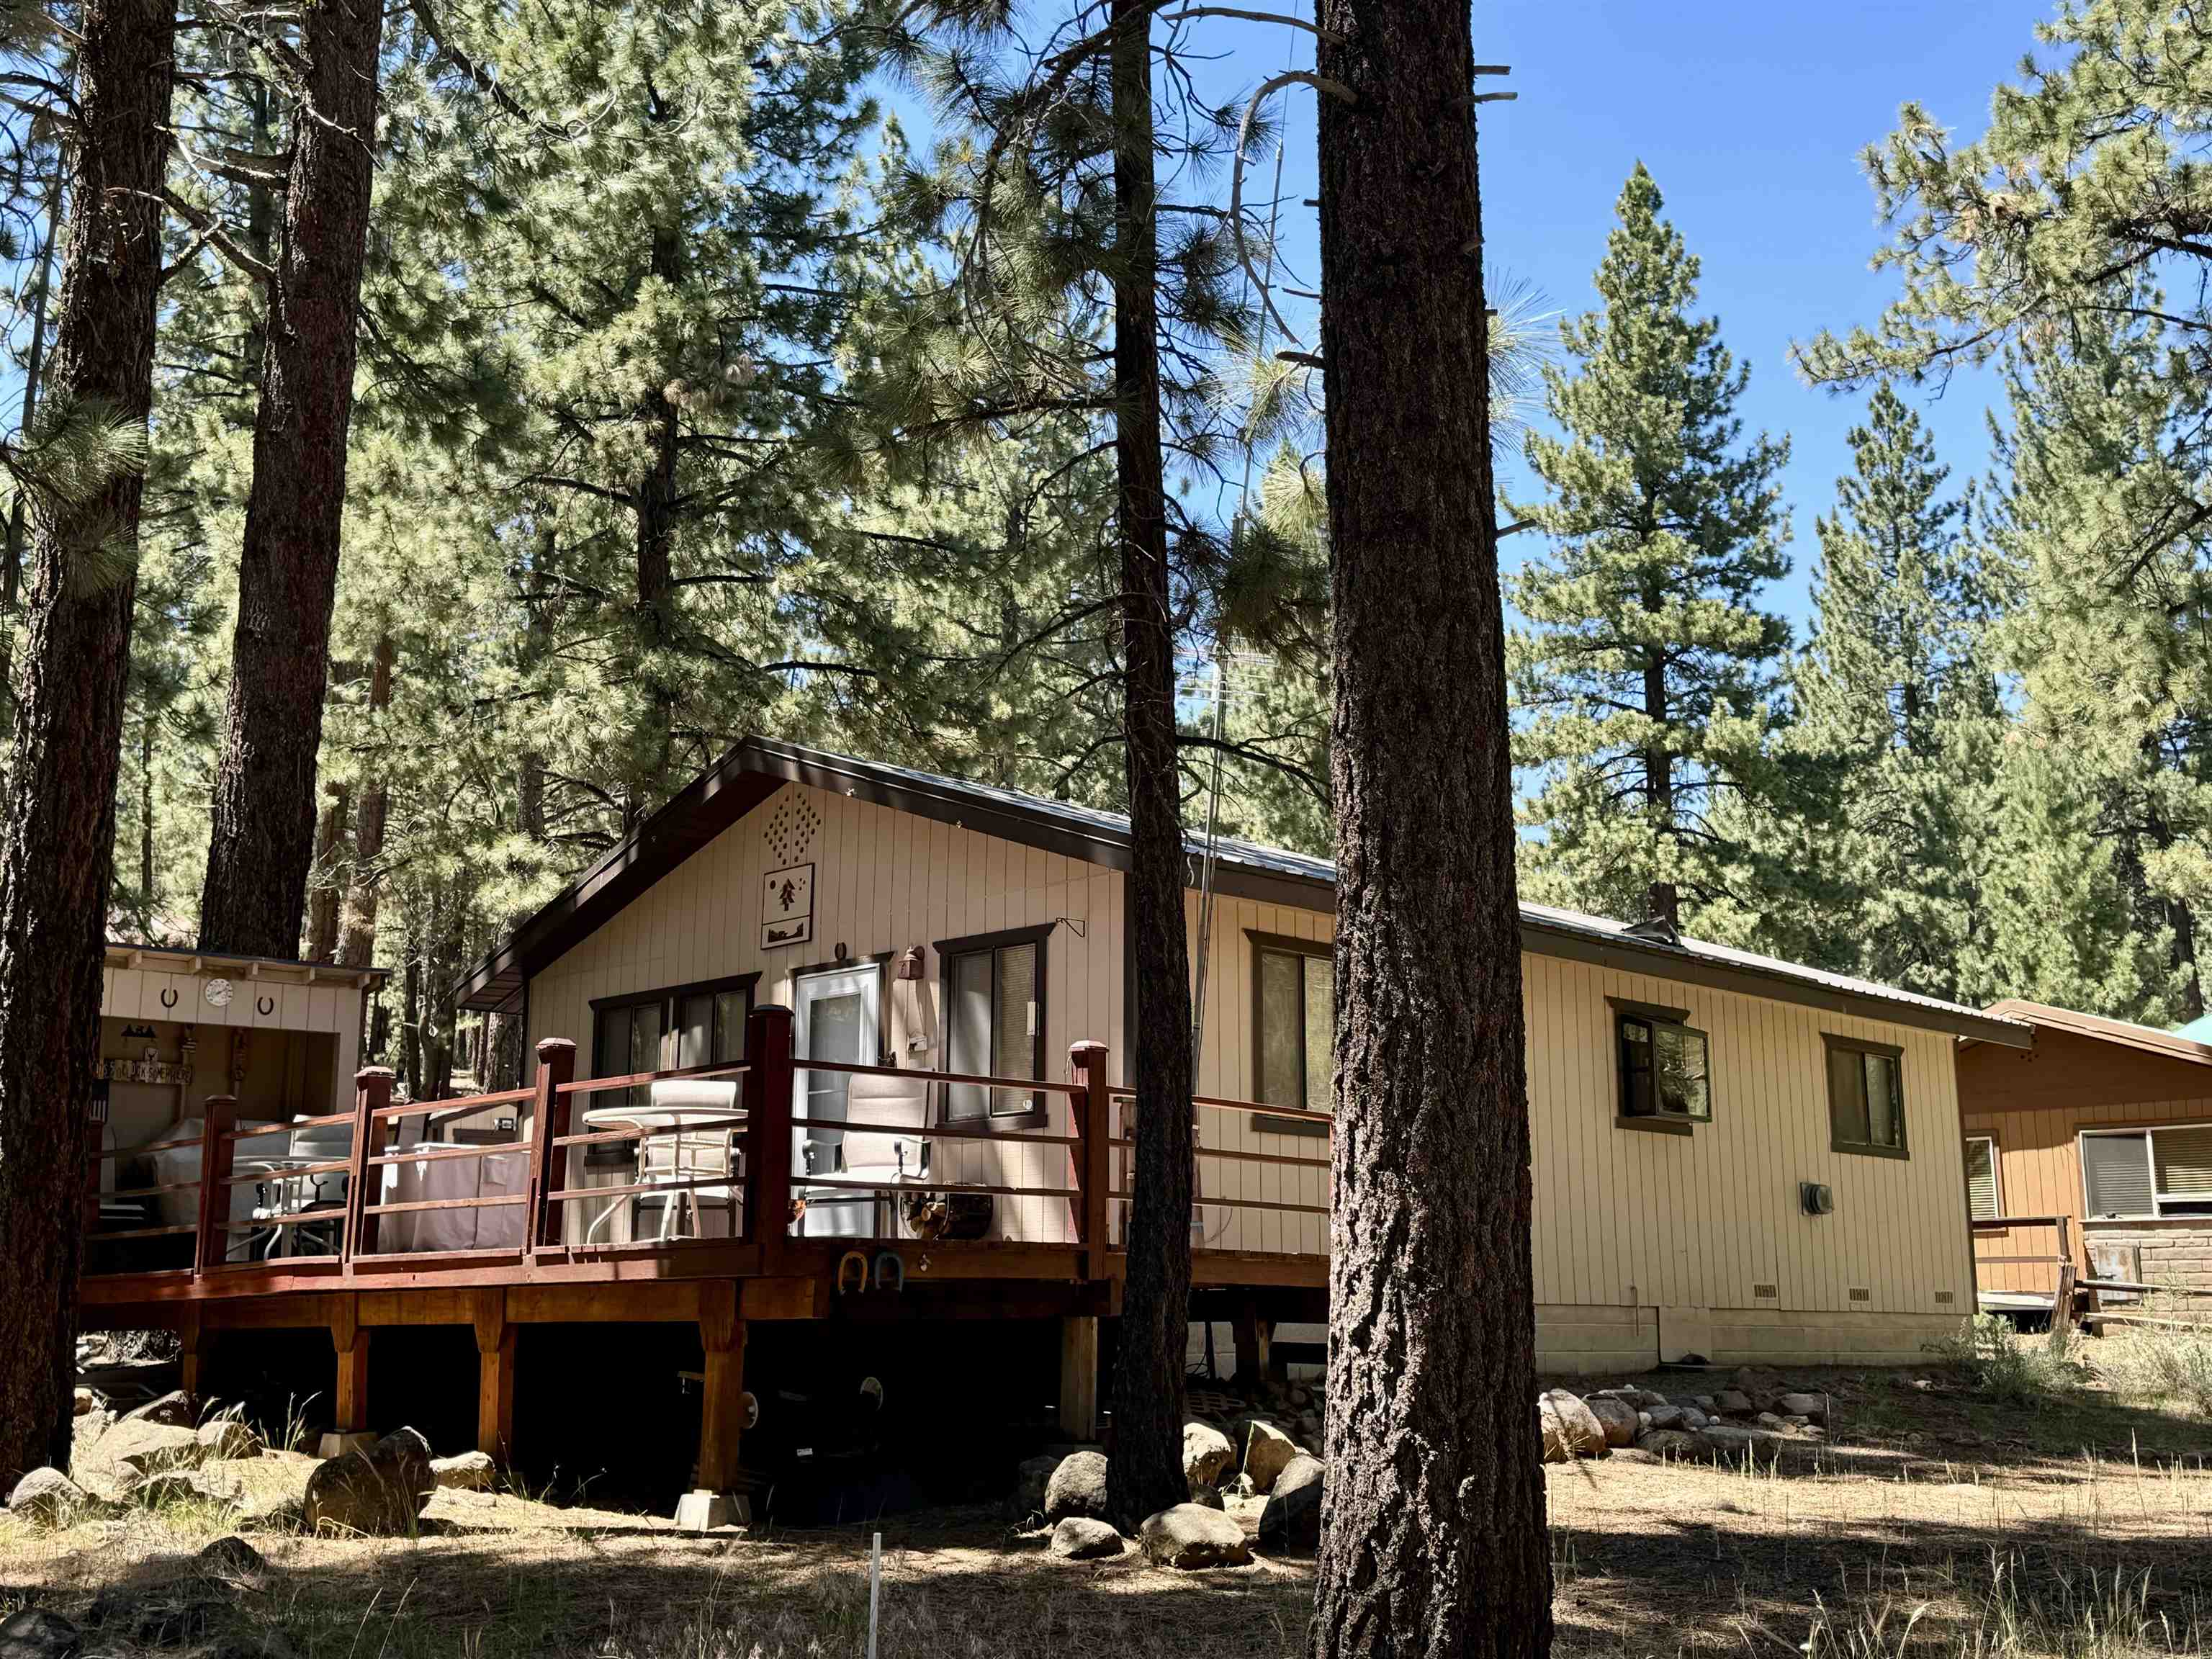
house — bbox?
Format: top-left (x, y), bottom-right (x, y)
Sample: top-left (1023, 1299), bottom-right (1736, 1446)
top-left (1959, 1001), bottom-right (2212, 1304)
top-left (453, 736), bottom-right (2028, 1371)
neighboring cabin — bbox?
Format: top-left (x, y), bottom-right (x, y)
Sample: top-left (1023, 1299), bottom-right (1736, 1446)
top-left (456, 737), bottom-right (2028, 1372)
top-left (1959, 1002), bottom-right (2212, 1300)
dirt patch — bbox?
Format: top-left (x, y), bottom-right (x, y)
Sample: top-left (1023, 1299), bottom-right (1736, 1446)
top-left (6, 1366), bottom-right (2211, 1656)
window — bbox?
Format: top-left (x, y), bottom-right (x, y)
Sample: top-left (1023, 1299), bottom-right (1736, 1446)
top-left (1825, 1035), bottom-right (1907, 1157)
top-left (1251, 932), bottom-right (1332, 1136)
top-left (2082, 1124), bottom-right (2212, 1219)
top-left (1964, 1136), bottom-right (2000, 1221)
top-left (1611, 999), bottom-right (1711, 1131)
top-left (938, 925), bottom-right (1048, 1126)
top-left (590, 974), bottom-right (757, 1115)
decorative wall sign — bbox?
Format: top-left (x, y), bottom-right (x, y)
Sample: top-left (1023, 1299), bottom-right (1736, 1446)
top-left (94, 1056), bottom-right (194, 1087)
top-left (760, 862), bottom-right (816, 950)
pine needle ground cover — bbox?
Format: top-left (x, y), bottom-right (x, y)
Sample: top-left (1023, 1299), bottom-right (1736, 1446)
top-left (4, 1364), bottom-right (2211, 1656)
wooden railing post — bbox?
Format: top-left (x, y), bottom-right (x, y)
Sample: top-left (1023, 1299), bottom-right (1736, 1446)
top-left (743, 1004), bottom-right (794, 1268)
top-left (2052, 1215), bottom-right (2078, 1341)
top-left (342, 1067), bottom-right (393, 1265)
top-left (526, 1038), bottom-right (577, 1250)
top-left (1070, 1041), bottom-right (1110, 1282)
top-left (192, 1094), bottom-right (237, 1277)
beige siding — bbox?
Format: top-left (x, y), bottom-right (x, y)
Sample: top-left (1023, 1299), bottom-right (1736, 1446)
top-left (524, 781), bottom-right (1978, 1338)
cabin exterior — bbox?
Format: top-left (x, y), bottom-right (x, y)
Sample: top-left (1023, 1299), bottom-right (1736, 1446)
top-left (465, 739), bottom-right (2023, 1370)
top-left (1959, 1001), bottom-right (2212, 1306)
top-left (73, 739), bottom-right (2024, 1516)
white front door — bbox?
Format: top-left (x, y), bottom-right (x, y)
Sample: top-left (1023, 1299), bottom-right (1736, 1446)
top-left (793, 963), bottom-right (881, 1173)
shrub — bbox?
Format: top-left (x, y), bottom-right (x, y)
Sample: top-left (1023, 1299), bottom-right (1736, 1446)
top-left (2095, 1309), bottom-right (2212, 1418)
top-left (1925, 1314), bottom-right (2082, 1406)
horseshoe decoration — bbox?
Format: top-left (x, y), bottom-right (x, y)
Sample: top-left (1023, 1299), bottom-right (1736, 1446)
top-left (159, 989), bottom-right (178, 1010)
top-left (256, 995), bottom-right (276, 1017)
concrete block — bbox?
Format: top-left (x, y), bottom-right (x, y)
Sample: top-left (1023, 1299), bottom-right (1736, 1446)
top-left (675, 1488), bottom-right (750, 1531)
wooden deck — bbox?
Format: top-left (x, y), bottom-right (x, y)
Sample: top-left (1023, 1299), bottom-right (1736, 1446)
top-left (80, 1006), bottom-right (1328, 1492)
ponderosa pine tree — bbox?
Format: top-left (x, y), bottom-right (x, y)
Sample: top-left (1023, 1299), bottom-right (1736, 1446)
top-left (1781, 382), bottom-right (2005, 996)
top-left (0, 0), bottom-right (173, 1482)
top-left (1973, 307), bottom-right (2212, 1022)
top-left (1510, 164), bottom-right (1791, 940)
top-left (1308, 3), bottom-right (1551, 1653)
top-left (195, 0), bottom-right (385, 957)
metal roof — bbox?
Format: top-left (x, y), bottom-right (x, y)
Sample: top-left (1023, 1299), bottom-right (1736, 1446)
top-left (1980, 999), bottom-right (2212, 1065)
top-left (453, 736), bottom-right (2032, 1047)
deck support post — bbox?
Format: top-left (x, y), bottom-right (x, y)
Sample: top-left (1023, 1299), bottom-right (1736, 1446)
top-left (682, 1283), bottom-right (748, 1529)
top-left (526, 1038), bottom-right (577, 1249)
top-left (176, 1305), bottom-right (206, 1401)
top-left (1058, 1313), bottom-right (1100, 1441)
top-left (473, 1288), bottom-right (516, 1463)
top-left (331, 1295), bottom-right (371, 1440)
top-left (1230, 1298), bottom-right (1272, 1388)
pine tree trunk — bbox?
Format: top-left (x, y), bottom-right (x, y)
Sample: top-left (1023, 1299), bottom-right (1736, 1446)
top-left (138, 711), bottom-right (156, 908)
top-left (198, 0), bottom-right (384, 958)
top-left (400, 950), bottom-right (421, 1098)
top-left (0, 0), bottom-right (174, 1483)
top-left (306, 781), bottom-right (350, 962)
top-left (1641, 641), bottom-right (1677, 932)
top-left (338, 634), bottom-right (394, 968)
top-left (1103, 0), bottom-right (1195, 1533)
top-left (1309, 3), bottom-right (1552, 1652)
top-left (1, 143), bottom-right (62, 718)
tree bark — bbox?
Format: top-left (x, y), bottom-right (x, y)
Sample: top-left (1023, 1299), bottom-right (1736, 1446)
top-left (138, 710), bottom-right (156, 908)
top-left (1103, 0), bottom-right (1195, 1533)
top-left (337, 633), bottom-right (394, 968)
top-left (306, 781), bottom-right (351, 962)
top-left (0, 0), bottom-right (174, 1483)
top-left (1, 140), bottom-right (63, 712)
top-left (1309, 3), bottom-right (1552, 1653)
top-left (1641, 634), bottom-right (1677, 933)
top-left (197, 0), bottom-right (384, 957)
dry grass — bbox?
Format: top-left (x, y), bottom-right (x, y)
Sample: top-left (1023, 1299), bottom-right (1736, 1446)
top-left (7, 1364), bottom-right (2212, 1656)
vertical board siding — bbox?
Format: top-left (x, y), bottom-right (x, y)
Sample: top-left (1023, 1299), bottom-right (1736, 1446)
top-left (524, 781), bottom-right (1976, 1316)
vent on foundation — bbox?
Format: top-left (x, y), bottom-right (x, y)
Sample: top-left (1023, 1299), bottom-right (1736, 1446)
top-left (1752, 1283), bottom-right (1779, 1300)
top-left (1849, 1287), bottom-right (1871, 1303)
top-left (1934, 1290), bottom-right (1955, 1305)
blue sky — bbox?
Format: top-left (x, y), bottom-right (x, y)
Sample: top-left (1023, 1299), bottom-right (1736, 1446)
top-left (889, 0), bottom-right (2049, 635)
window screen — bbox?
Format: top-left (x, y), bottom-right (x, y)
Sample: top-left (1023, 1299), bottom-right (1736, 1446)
top-left (943, 938), bottom-right (1043, 1121)
top-left (1252, 940), bottom-right (1332, 1134)
top-left (2154, 1125), bottom-right (2212, 1200)
top-left (1617, 1012), bottom-right (1711, 1123)
top-left (1827, 1040), bottom-right (1905, 1154)
top-left (1964, 1137), bottom-right (1999, 1221)
top-left (2083, 1132), bottom-right (2154, 1218)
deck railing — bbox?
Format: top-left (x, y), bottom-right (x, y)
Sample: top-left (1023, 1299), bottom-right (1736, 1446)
top-left (1970, 1213), bottom-right (2077, 1331)
top-left (81, 1004), bottom-right (1333, 1291)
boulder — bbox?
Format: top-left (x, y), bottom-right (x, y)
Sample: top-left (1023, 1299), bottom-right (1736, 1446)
top-left (1007, 1453), bottom-right (1060, 1525)
top-left (6, 1468), bottom-right (88, 1526)
top-left (0, 1608), bottom-right (82, 1659)
top-left (1699, 1424), bottom-right (1782, 1464)
top-left (431, 1451), bottom-right (496, 1491)
top-left (134, 1468), bottom-right (240, 1508)
top-left (197, 1420), bottom-right (261, 1461)
top-left (1643, 1404), bottom-right (1686, 1431)
top-left (1187, 1483), bottom-right (1224, 1510)
top-left (304, 1427), bottom-right (434, 1535)
top-left (122, 1391), bottom-right (199, 1429)
top-left (1584, 1396), bottom-right (1640, 1448)
top-left (1042, 1451), bottom-right (1110, 1524)
top-left (71, 1389), bottom-right (101, 1419)
top-left (1633, 1429), bottom-right (1706, 1460)
top-left (1537, 1390), bottom-right (1609, 1462)
top-left (1714, 1390), bottom-right (1755, 1418)
top-left (1777, 1392), bottom-right (1827, 1424)
top-left (1183, 1421), bottom-right (1235, 1493)
top-left (1138, 1503), bottom-right (1253, 1569)
top-left (195, 1536), bottom-right (269, 1590)
top-left (1678, 1407), bottom-right (1711, 1430)
top-left (92, 1419), bottom-right (206, 1486)
top-left (1240, 1420), bottom-right (1298, 1493)
top-left (1592, 1386), bottom-right (1668, 1411)
top-left (1258, 1453), bottom-right (1323, 1554)
top-left (1048, 1516), bottom-right (1123, 1560)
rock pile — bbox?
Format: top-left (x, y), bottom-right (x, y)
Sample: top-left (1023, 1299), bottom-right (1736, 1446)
top-left (1538, 1369), bottom-right (1835, 1464)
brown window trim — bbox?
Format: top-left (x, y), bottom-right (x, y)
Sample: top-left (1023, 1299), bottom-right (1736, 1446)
top-left (935, 922), bottom-right (1053, 1130)
top-left (585, 972), bottom-right (760, 1165)
top-left (1608, 996), bottom-right (1712, 1130)
top-left (1822, 1032), bottom-right (1909, 1159)
top-left (1249, 929), bottom-right (1333, 1136)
